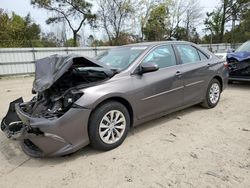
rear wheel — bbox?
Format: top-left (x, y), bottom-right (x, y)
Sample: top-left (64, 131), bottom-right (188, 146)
top-left (88, 101), bottom-right (130, 150)
top-left (201, 79), bottom-right (221, 108)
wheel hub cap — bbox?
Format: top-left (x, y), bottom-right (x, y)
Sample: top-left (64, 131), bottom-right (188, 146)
top-left (99, 110), bottom-right (126, 144)
top-left (209, 83), bottom-right (220, 104)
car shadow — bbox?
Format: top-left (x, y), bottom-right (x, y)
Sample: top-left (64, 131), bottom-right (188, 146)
top-left (228, 81), bottom-right (250, 89)
top-left (12, 105), bottom-right (205, 168)
top-left (1, 82), bottom-right (249, 172)
top-left (1, 104), bottom-right (206, 172)
top-left (51, 82), bottom-right (249, 161)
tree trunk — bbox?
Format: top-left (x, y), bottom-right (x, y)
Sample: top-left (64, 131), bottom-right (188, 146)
top-left (220, 0), bottom-right (227, 43)
top-left (186, 22), bottom-right (189, 41)
top-left (186, 11), bottom-right (190, 41)
top-left (103, 25), bottom-right (112, 45)
top-left (114, 32), bottom-right (120, 45)
top-left (141, 26), bottom-right (144, 42)
top-left (231, 8), bottom-right (236, 48)
top-left (73, 31), bottom-right (77, 47)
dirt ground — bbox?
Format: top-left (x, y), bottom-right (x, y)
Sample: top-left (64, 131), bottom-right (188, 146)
top-left (0, 76), bottom-right (249, 188)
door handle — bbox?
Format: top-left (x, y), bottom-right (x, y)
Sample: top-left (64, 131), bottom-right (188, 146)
top-left (175, 71), bottom-right (182, 76)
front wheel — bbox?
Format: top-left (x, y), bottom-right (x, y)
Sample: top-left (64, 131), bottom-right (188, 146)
top-left (88, 101), bottom-right (130, 150)
top-left (201, 79), bottom-right (221, 109)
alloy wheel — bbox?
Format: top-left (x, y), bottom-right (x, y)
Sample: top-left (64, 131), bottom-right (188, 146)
top-left (99, 110), bottom-right (126, 144)
top-left (209, 83), bottom-right (220, 104)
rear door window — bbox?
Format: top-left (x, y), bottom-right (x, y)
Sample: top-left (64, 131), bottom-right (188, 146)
top-left (197, 50), bottom-right (209, 61)
top-left (176, 45), bottom-right (200, 64)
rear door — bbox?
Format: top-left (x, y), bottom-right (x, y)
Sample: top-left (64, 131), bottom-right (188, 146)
top-left (132, 45), bottom-right (184, 120)
top-left (174, 44), bottom-right (211, 105)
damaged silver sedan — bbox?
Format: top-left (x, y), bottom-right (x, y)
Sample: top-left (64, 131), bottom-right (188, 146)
top-left (1, 55), bottom-right (116, 157)
top-left (1, 41), bottom-right (228, 157)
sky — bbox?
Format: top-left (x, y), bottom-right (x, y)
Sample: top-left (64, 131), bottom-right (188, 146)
top-left (0, 0), bottom-right (221, 42)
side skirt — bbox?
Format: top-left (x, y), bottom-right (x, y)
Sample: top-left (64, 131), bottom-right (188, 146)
top-left (133, 100), bottom-right (203, 127)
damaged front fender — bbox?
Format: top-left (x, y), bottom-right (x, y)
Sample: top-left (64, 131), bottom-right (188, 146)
top-left (1, 54), bottom-right (115, 157)
top-left (1, 98), bottom-right (92, 157)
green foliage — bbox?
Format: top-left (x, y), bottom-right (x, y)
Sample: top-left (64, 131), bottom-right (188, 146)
top-left (1, 0), bottom-right (250, 48)
top-left (202, 0), bottom-right (250, 44)
top-left (231, 3), bottom-right (250, 42)
top-left (111, 32), bottom-right (139, 45)
top-left (143, 5), bottom-right (168, 41)
top-left (40, 32), bottom-right (61, 47)
top-left (87, 32), bottom-right (138, 47)
top-left (64, 38), bottom-right (77, 47)
top-left (0, 9), bottom-right (63, 48)
top-left (0, 10), bottom-right (41, 47)
top-left (224, 8), bottom-right (250, 43)
top-left (172, 27), bottom-right (200, 43)
top-left (189, 28), bottom-right (201, 43)
top-left (204, 7), bottom-right (223, 43)
top-left (172, 27), bottom-right (187, 41)
top-left (91, 39), bottom-right (106, 47)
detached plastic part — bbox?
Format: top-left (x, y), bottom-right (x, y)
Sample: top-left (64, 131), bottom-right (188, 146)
top-left (0, 98), bottom-right (31, 140)
top-left (1, 97), bottom-right (23, 132)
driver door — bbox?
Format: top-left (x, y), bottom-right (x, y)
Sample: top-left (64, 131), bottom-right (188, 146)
top-left (131, 45), bottom-right (184, 120)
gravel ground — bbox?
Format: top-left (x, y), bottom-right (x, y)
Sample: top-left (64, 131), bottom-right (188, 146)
top-left (0, 76), bottom-right (249, 188)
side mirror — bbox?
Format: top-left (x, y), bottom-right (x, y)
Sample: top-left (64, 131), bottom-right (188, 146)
top-left (137, 63), bottom-right (159, 75)
top-left (227, 48), bottom-right (235, 53)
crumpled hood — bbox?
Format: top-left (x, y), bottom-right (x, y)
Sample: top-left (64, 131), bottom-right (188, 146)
top-left (33, 54), bottom-right (109, 92)
top-left (227, 51), bottom-right (250, 62)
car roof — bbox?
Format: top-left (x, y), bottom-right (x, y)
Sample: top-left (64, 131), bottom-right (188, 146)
top-left (123, 41), bottom-right (194, 47)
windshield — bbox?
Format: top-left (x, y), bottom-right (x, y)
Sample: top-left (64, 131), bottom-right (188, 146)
top-left (236, 41), bottom-right (250, 52)
top-left (95, 46), bottom-right (148, 70)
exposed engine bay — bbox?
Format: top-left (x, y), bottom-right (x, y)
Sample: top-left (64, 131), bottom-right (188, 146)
top-left (14, 54), bottom-right (115, 119)
top-left (24, 69), bottom-right (112, 119)
top-left (1, 54), bottom-right (115, 144)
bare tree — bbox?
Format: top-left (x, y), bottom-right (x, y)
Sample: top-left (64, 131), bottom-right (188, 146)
top-left (96, 0), bottom-right (134, 45)
top-left (134, 0), bottom-right (163, 41)
top-left (167, 0), bottom-right (189, 38)
top-left (31, 0), bottom-right (96, 47)
top-left (134, 0), bottom-right (202, 41)
top-left (184, 0), bottom-right (203, 40)
top-left (133, 0), bottom-right (203, 41)
top-left (162, 0), bottom-right (202, 40)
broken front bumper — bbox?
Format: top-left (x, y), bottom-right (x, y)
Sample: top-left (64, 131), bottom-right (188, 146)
top-left (1, 98), bottom-right (92, 157)
top-left (228, 60), bottom-right (250, 81)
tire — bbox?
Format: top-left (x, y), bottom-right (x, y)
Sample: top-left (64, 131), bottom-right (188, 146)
top-left (201, 79), bottom-right (221, 109)
top-left (88, 101), bottom-right (130, 150)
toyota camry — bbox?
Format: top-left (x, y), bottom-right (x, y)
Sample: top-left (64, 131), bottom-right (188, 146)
top-left (1, 41), bottom-right (228, 157)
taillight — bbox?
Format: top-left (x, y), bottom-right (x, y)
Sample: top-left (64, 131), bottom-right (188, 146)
top-left (223, 61), bottom-right (229, 68)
